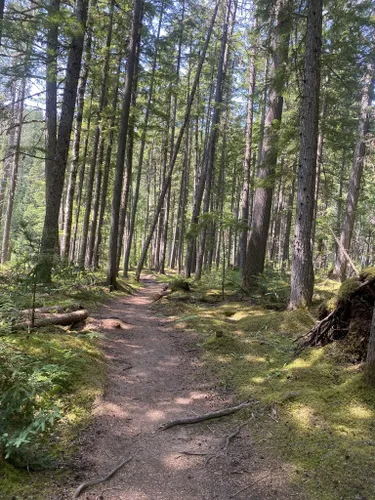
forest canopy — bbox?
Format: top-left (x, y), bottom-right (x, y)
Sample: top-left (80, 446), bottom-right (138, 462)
top-left (0, 0), bottom-right (374, 301)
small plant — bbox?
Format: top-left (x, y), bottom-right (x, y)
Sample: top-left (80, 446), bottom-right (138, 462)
top-left (0, 343), bottom-right (67, 467)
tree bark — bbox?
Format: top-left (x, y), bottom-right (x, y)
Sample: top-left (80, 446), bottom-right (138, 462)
top-left (39, 0), bottom-right (89, 281)
top-left (289, 0), bottom-right (323, 309)
top-left (107, 0), bottom-right (142, 288)
top-left (92, 52), bottom-right (123, 269)
top-left (242, 0), bottom-right (290, 289)
top-left (195, 0), bottom-right (236, 281)
top-left (135, 1), bottom-right (220, 281)
top-left (238, 33), bottom-right (256, 272)
top-left (333, 60), bottom-right (375, 281)
top-left (1, 82), bottom-right (25, 263)
top-left (61, 31), bottom-right (91, 262)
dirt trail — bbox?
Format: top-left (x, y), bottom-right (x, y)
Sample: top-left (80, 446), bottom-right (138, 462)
top-left (69, 278), bottom-right (296, 500)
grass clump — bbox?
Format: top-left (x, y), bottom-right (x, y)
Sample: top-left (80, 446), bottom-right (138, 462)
top-left (155, 270), bottom-right (375, 500)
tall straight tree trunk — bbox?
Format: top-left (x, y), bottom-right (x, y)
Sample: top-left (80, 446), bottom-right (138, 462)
top-left (40, 0), bottom-right (89, 281)
top-left (61, 31), bottom-right (91, 262)
top-left (159, 2), bottom-right (185, 273)
top-left (122, 2), bottom-right (164, 278)
top-left (1, 82), bottom-right (25, 263)
top-left (93, 52), bottom-right (123, 269)
top-left (135, 1), bottom-right (220, 281)
top-left (80, 0), bottom-right (114, 269)
top-left (116, 35), bottom-right (140, 272)
top-left (242, 0), bottom-right (290, 289)
top-left (0, 0), bottom-right (5, 45)
top-left (70, 92), bottom-right (93, 262)
top-left (289, 0), bottom-right (323, 309)
top-left (41, 0), bottom-right (59, 267)
top-left (107, 0), bottom-right (142, 288)
top-left (0, 91), bottom-right (16, 227)
top-left (238, 43), bottom-right (256, 271)
top-left (195, 0), bottom-right (236, 281)
top-left (333, 60), bottom-right (375, 281)
top-left (281, 160), bottom-right (296, 271)
top-left (311, 86), bottom-right (328, 246)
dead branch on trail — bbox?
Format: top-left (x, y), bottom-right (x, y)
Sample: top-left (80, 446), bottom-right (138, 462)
top-left (73, 453), bottom-right (136, 498)
top-left (159, 401), bottom-right (253, 430)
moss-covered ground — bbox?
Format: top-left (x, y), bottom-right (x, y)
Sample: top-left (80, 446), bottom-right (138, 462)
top-left (0, 269), bottom-right (140, 499)
top-left (154, 271), bottom-right (375, 500)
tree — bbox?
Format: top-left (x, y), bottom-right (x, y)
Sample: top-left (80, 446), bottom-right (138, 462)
top-left (39, 0), bottom-right (89, 281)
top-left (242, 0), bottom-right (291, 289)
top-left (332, 55), bottom-right (375, 281)
top-left (106, 0), bottom-right (143, 288)
top-left (289, 0), bottom-right (323, 309)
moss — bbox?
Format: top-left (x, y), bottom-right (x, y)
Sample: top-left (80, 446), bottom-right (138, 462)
top-left (155, 271), bottom-right (375, 500)
top-left (337, 277), bottom-right (361, 302)
top-left (359, 266), bottom-right (375, 281)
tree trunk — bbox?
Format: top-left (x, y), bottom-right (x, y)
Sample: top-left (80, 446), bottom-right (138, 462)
top-left (107, 0), bottom-right (142, 288)
top-left (289, 0), bottom-right (323, 309)
top-left (238, 33), bottom-right (256, 272)
top-left (0, 91), bottom-right (16, 228)
top-left (70, 91), bottom-right (93, 263)
top-left (122, 4), bottom-right (163, 278)
top-left (135, 1), bottom-right (220, 281)
top-left (92, 52), bottom-right (123, 269)
top-left (61, 31), bottom-right (91, 262)
top-left (79, 0), bottom-right (114, 269)
top-left (39, 0), bottom-right (89, 281)
top-left (242, 0), bottom-right (290, 289)
top-left (1, 82), bottom-right (25, 263)
top-left (333, 60), bottom-right (375, 281)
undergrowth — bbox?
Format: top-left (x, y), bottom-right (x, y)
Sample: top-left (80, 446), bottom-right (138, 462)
top-left (0, 264), bottom-right (131, 498)
top-left (155, 270), bottom-right (375, 500)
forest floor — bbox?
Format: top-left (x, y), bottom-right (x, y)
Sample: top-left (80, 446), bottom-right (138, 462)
top-left (60, 277), bottom-right (299, 500)
top-left (2, 272), bottom-right (375, 499)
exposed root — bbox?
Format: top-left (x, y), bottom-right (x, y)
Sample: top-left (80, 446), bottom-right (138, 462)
top-left (73, 453), bottom-right (136, 498)
top-left (295, 275), bottom-right (375, 357)
top-left (159, 401), bottom-right (253, 430)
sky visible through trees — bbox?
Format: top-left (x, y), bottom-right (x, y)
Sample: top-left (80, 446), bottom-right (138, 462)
top-left (0, 0), bottom-right (374, 305)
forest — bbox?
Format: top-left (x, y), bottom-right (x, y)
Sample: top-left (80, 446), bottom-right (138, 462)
top-left (1, 0), bottom-right (375, 498)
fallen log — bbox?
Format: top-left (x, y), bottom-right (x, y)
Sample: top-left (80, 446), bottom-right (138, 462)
top-left (21, 303), bottom-right (83, 315)
top-left (159, 401), bottom-right (252, 430)
top-left (17, 309), bottom-right (89, 329)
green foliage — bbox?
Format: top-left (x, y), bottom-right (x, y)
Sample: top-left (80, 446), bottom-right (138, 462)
top-left (0, 265), bottom-right (109, 470)
top-left (0, 342), bottom-right (64, 467)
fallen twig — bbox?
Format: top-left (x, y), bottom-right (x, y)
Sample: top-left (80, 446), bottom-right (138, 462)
top-left (159, 401), bottom-right (252, 430)
top-left (177, 450), bottom-right (209, 456)
top-left (229, 471), bottom-right (271, 498)
top-left (222, 420), bottom-right (250, 452)
top-left (205, 419), bottom-right (250, 465)
top-left (73, 453), bottom-right (136, 498)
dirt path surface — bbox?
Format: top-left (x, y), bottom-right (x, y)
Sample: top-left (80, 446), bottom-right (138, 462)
top-left (69, 278), bottom-right (297, 500)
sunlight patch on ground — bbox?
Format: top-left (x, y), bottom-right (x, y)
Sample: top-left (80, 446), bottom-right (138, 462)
top-left (347, 404), bottom-right (373, 419)
top-left (145, 409), bottom-right (165, 421)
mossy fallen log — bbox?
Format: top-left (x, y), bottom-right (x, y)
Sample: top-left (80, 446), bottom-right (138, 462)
top-left (296, 267), bottom-right (375, 359)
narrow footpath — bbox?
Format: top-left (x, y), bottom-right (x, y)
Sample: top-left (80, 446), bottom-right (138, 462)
top-left (67, 278), bottom-right (296, 500)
